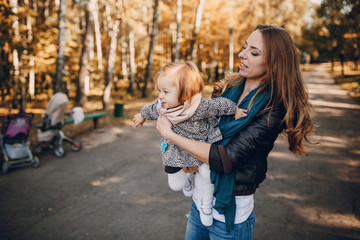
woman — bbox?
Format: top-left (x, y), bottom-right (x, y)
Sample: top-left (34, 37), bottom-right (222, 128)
top-left (156, 24), bottom-right (315, 239)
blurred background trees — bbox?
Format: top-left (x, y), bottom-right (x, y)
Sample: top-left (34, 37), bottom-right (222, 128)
top-left (0, 0), bottom-right (359, 111)
top-left (300, 0), bottom-right (359, 75)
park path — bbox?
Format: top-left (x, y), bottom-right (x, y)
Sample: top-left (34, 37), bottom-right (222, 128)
top-left (0, 64), bottom-right (359, 240)
top-left (253, 64), bottom-right (360, 239)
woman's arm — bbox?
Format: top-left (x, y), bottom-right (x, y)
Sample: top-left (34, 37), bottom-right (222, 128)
top-left (156, 115), bottom-right (211, 164)
top-left (221, 106), bottom-right (285, 170)
top-left (157, 106), bottom-right (285, 174)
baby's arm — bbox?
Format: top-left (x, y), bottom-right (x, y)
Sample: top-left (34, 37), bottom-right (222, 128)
top-left (133, 113), bottom-right (146, 128)
top-left (133, 98), bottom-right (161, 128)
top-left (205, 97), bottom-right (238, 117)
top-left (235, 108), bottom-right (247, 120)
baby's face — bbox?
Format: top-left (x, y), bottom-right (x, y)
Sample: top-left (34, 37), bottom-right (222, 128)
top-left (157, 76), bottom-right (181, 109)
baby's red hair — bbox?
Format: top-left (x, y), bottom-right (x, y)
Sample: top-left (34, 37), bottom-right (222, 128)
top-left (156, 61), bottom-right (204, 104)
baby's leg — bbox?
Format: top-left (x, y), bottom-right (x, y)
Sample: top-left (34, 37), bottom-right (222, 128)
top-left (198, 163), bottom-right (214, 226)
top-left (168, 169), bottom-right (189, 191)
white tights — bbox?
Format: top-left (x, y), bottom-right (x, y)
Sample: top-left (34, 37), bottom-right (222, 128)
top-left (168, 164), bottom-right (214, 209)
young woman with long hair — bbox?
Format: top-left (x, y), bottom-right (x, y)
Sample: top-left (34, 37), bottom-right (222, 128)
top-left (156, 24), bottom-right (316, 239)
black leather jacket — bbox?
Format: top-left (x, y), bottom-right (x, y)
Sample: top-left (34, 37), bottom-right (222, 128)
top-left (209, 105), bottom-right (286, 195)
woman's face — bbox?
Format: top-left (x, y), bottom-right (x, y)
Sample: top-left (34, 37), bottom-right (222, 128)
top-left (238, 29), bottom-right (267, 81)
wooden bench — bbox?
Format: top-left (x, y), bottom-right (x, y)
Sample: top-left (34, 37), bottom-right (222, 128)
top-left (35, 112), bottom-right (109, 129)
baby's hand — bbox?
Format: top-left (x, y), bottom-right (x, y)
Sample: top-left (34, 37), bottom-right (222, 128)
top-left (235, 108), bottom-right (247, 120)
top-left (133, 113), bottom-right (146, 128)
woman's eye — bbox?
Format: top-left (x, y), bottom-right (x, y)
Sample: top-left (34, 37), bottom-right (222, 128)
top-left (241, 45), bottom-right (246, 50)
top-left (251, 52), bottom-right (259, 56)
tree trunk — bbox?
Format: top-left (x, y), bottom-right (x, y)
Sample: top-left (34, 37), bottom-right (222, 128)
top-left (29, 57), bottom-right (35, 98)
top-left (12, 49), bottom-right (20, 110)
top-left (127, 30), bottom-right (135, 94)
top-left (10, 0), bottom-right (20, 109)
top-left (262, 0), bottom-right (269, 24)
top-left (340, 52), bottom-right (345, 77)
top-left (186, 0), bottom-right (205, 61)
top-left (44, 0), bottom-right (50, 19)
top-left (92, 0), bottom-right (103, 71)
top-left (54, 0), bottom-right (66, 93)
top-left (10, 0), bottom-right (19, 39)
top-left (229, 26), bottom-right (234, 72)
top-left (121, 35), bottom-right (128, 82)
top-left (142, 0), bottom-right (159, 98)
top-left (103, 19), bottom-right (121, 109)
top-left (0, 49), bottom-right (3, 103)
top-left (32, 0), bottom-right (37, 12)
top-left (174, 0), bottom-right (182, 62)
top-left (26, 15), bottom-right (33, 41)
top-left (20, 77), bottom-right (26, 113)
top-left (76, 0), bottom-right (95, 107)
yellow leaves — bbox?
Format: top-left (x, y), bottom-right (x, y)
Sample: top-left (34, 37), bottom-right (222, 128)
top-left (318, 26), bottom-right (330, 37)
top-left (344, 33), bottom-right (358, 39)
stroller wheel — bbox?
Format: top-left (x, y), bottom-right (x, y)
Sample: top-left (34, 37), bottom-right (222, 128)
top-left (33, 156), bottom-right (40, 168)
top-left (2, 161), bottom-right (9, 174)
top-left (35, 143), bottom-right (42, 154)
top-left (54, 145), bottom-right (66, 158)
top-left (71, 140), bottom-right (82, 152)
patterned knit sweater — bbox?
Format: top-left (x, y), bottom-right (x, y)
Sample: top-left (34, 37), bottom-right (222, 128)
top-left (141, 96), bottom-right (237, 168)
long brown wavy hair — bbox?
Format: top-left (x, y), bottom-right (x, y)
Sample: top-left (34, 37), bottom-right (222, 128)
top-left (213, 24), bottom-right (316, 155)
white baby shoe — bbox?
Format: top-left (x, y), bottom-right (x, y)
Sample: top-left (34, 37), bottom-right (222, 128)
top-left (200, 205), bottom-right (213, 226)
top-left (182, 173), bottom-right (193, 197)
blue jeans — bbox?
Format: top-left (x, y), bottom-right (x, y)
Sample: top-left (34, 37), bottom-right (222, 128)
top-left (185, 201), bottom-right (255, 240)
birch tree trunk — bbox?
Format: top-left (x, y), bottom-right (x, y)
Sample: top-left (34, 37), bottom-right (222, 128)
top-left (103, 19), bottom-right (121, 109)
top-left (174, 0), bottom-right (182, 62)
top-left (26, 7), bottom-right (33, 42)
top-left (92, 0), bottom-right (103, 71)
top-left (76, 0), bottom-right (95, 106)
top-left (142, 0), bottom-right (159, 98)
top-left (186, 0), bottom-right (205, 61)
top-left (29, 57), bottom-right (35, 98)
top-left (127, 30), bottom-right (135, 94)
top-left (44, 0), bottom-right (50, 19)
top-left (54, 0), bottom-right (66, 93)
top-left (120, 35), bottom-right (128, 82)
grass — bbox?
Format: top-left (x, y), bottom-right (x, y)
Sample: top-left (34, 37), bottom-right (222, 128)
top-left (334, 75), bottom-right (360, 103)
top-left (323, 62), bottom-right (360, 104)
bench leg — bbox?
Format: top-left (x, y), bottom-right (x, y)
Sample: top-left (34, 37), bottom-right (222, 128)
top-left (93, 118), bottom-right (99, 129)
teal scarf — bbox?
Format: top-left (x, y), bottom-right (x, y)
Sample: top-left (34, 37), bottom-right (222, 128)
top-left (210, 81), bottom-right (270, 232)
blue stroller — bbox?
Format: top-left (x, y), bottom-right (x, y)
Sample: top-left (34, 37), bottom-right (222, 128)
top-left (0, 113), bottom-right (40, 174)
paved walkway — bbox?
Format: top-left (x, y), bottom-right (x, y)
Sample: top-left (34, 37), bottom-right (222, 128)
top-left (0, 64), bottom-right (359, 240)
top-left (253, 64), bottom-right (360, 239)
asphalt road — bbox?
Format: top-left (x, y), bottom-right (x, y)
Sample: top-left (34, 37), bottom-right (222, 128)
top-left (0, 64), bottom-right (359, 240)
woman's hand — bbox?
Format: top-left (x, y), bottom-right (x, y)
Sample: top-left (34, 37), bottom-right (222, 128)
top-left (157, 114), bottom-right (211, 165)
top-left (156, 115), bottom-right (173, 139)
top-left (182, 166), bottom-right (199, 173)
